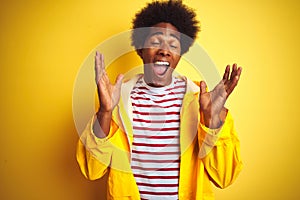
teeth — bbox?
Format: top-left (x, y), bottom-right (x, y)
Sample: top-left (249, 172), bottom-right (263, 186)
top-left (154, 61), bottom-right (170, 66)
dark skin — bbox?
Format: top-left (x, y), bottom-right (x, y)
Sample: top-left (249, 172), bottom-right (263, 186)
top-left (93, 23), bottom-right (242, 137)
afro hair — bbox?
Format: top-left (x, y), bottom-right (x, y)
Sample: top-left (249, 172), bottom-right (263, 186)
top-left (131, 0), bottom-right (200, 55)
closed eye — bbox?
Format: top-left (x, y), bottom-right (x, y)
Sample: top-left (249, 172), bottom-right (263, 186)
top-left (151, 42), bottom-right (160, 45)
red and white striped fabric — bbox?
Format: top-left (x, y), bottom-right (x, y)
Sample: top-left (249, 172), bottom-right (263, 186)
top-left (130, 76), bottom-right (186, 200)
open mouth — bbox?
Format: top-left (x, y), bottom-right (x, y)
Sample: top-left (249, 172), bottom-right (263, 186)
top-left (153, 61), bottom-right (170, 75)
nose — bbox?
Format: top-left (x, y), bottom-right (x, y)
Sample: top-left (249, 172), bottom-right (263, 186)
top-left (158, 48), bottom-right (171, 57)
top-left (157, 43), bottom-right (171, 57)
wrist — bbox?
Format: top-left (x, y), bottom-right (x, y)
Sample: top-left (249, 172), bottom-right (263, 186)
top-left (97, 109), bottom-right (112, 120)
top-left (202, 113), bottom-right (223, 129)
top-left (94, 108), bottom-right (113, 138)
top-left (98, 106), bottom-right (113, 114)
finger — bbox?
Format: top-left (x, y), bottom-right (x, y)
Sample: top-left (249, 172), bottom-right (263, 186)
top-left (100, 53), bottom-right (105, 70)
top-left (223, 65), bottom-right (230, 81)
top-left (236, 66), bottom-right (242, 77)
top-left (95, 52), bottom-right (105, 71)
top-left (229, 63), bottom-right (238, 81)
top-left (200, 81), bottom-right (207, 95)
top-left (96, 52), bottom-right (107, 82)
top-left (228, 65), bottom-right (242, 85)
top-left (95, 51), bottom-right (102, 68)
top-left (100, 53), bottom-right (109, 81)
top-left (115, 74), bottom-right (124, 89)
top-left (95, 51), bottom-right (101, 83)
top-left (226, 72), bottom-right (241, 96)
top-left (95, 51), bottom-right (99, 65)
top-left (234, 66), bottom-right (242, 85)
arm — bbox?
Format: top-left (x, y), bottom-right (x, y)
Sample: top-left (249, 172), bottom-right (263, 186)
top-left (93, 51), bottom-right (123, 138)
top-left (76, 116), bottom-right (119, 180)
top-left (76, 52), bottom-right (124, 180)
top-left (198, 64), bottom-right (243, 188)
top-left (198, 111), bottom-right (243, 188)
top-left (199, 64), bottom-right (242, 128)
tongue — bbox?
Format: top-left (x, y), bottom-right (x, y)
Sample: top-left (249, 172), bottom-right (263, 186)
top-left (154, 65), bottom-right (168, 75)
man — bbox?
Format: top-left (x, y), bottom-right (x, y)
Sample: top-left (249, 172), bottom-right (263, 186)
top-left (76, 1), bottom-right (242, 199)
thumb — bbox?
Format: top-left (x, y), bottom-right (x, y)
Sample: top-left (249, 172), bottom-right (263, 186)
top-left (200, 81), bottom-right (207, 95)
top-left (115, 74), bottom-right (124, 88)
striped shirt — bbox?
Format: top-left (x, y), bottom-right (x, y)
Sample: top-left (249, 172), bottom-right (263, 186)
top-left (130, 76), bottom-right (186, 200)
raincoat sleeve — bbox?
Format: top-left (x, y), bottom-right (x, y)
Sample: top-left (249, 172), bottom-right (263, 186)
top-left (198, 111), bottom-right (243, 189)
top-left (76, 114), bottom-right (119, 180)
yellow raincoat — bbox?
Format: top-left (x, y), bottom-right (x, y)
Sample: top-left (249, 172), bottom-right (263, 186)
top-left (76, 75), bottom-right (242, 199)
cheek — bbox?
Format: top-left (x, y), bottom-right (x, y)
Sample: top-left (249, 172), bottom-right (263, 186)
top-left (141, 51), bottom-right (149, 62)
top-left (172, 56), bottom-right (181, 68)
top-left (142, 49), bottom-right (155, 62)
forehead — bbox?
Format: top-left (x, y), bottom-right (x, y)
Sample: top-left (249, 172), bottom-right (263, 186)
top-left (148, 23), bottom-right (180, 40)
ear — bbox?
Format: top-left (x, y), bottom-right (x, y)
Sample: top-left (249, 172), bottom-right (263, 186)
top-left (137, 48), bottom-right (143, 58)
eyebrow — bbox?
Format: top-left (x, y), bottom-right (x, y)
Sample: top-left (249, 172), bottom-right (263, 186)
top-left (149, 32), bottom-right (180, 42)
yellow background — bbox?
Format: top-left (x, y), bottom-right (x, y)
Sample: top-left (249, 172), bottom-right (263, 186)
top-left (1, 0), bottom-right (299, 199)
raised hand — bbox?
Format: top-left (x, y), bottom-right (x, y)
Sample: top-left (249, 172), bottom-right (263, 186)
top-left (199, 64), bottom-right (242, 128)
top-left (95, 51), bottom-right (124, 112)
top-left (93, 51), bottom-right (124, 137)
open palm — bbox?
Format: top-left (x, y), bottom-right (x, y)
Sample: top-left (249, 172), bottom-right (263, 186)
top-left (95, 51), bottom-right (124, 112)
top-left (199, 64), bottom-right (242, 128)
